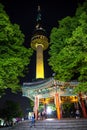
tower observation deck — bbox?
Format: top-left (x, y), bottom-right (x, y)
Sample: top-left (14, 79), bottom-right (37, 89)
top-left (31, 6), bottom-right (49, 79)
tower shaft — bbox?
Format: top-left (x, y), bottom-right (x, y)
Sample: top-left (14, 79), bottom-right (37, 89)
top-left (36, 45), bottom-right (44, 79)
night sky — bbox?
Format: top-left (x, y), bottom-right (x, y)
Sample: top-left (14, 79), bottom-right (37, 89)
top-left (0, 0), bottom-right (84, 83)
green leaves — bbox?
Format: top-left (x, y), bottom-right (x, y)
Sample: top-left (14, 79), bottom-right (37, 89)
top-left (0, 3), bottom-right (33, 95)
top-left (48, 1), bottom-right (87, 92)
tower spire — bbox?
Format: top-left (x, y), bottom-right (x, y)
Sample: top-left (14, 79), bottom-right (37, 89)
top-left (36, 5), bottom-right (42, 29)
top-left (36, 5), bottom-right (41, 22)
top-left (38, 5), bottom-right (40, 12)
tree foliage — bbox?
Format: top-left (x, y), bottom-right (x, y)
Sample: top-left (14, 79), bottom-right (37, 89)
top-left (0, 3), bottom-right (33, 95)
top-left (0, 100), bottom-right (23, 122)
top-left (48, 1), bottom-right (87, 92)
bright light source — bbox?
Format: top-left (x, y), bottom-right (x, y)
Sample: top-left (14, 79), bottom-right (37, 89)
top-left (47, 106), bottom-right (52, 114)
top-left (46, 118), bottom-right (54, 121)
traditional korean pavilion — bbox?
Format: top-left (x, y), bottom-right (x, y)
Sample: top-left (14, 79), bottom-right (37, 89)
top-left (22, 6), bottom-right (87, 119)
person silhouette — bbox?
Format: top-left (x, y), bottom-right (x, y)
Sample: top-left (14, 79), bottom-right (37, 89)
top-left (30, 112), bottom-right (35, 127)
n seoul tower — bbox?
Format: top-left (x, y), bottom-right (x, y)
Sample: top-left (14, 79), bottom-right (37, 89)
top-left (31, 6), bottom-right (49, 79)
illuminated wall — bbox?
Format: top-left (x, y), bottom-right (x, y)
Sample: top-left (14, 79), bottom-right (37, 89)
top-left (36, 44), bottom-right (44, 78)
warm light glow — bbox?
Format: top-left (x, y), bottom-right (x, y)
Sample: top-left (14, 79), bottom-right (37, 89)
top-left (61, 96), bottom-right (78, 103)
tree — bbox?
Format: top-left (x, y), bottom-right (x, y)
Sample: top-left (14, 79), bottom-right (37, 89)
top-left (0, 100), bottom-right (23, 123)
top-left (0, 3), bottom-right (33, 95)
top-left (48, 1), bottom-right (87, 93)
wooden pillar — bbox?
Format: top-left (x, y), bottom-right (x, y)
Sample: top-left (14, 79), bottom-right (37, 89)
top-left (34, 96), bottom-right (39, 120)
top-left (79, 93), bottom-right (87, 118)
top-left (55, 93), bottom-right (61, 119)
top-left (85, 97), bottom-right (87, 107)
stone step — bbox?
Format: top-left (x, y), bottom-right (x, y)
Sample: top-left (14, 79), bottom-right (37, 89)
top-left (10, 126), bottom-right (87, 130)
top-left (1, 118), bottom-right (87, 130)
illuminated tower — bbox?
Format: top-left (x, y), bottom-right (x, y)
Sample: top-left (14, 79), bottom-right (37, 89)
top-left (31, 6), bottom-right (49, 79)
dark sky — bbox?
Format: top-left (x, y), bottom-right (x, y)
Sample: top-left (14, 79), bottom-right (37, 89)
top-left (1, 0), bottom-right (84, 83)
